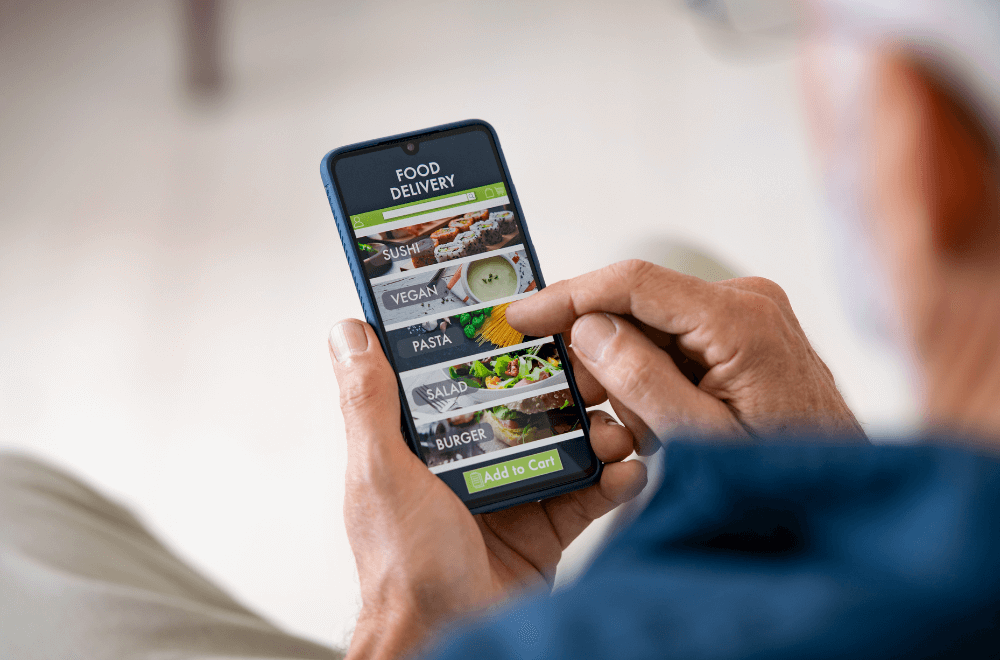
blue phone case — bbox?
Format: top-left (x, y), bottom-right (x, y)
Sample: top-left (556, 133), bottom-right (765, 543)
top-left (320, 119), bottom-right (601, 514)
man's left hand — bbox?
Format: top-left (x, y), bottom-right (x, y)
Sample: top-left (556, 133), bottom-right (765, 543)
top-left (328, 319), bottom-right (647, 660)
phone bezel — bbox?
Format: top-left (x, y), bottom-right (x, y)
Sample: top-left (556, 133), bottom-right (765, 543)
top-left (320, 119), bottom-right (601, 514)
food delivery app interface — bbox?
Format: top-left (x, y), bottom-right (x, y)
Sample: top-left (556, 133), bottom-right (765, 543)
top-left (332, 126), bottom-right (592, 502)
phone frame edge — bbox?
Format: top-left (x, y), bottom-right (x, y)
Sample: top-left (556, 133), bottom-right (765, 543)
top-left (320, 119), bottom-right (603, 514)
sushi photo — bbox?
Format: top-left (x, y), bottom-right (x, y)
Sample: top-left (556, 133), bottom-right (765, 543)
top-left (365, 203), bottom-right (523, 280)
top-left (454, 230), bottom-right (485, 257)
top-left (430, 227), bottom-right (459, 245)
top-left (434, 242), bottom-right (462, 263)
top-left (490, 210), bottom-right (517, 234)
top-left (448, 217), bottom-right (475, 232)
top-left (470, 219), bottom-right (501, 244)
top-left (463, 209), bottom-right (489, 223)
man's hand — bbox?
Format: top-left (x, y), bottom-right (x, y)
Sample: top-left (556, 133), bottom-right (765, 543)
top-left (329, 320), bottom-right (647, 660)
top-left (507, 260), bottom-right (864, 452)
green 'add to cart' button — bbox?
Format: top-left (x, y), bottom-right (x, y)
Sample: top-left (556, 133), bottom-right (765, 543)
top-left (463, 449), bottom-right (564, 494)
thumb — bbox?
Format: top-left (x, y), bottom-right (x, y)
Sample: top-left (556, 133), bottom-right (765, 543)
top-left (329, 320), bottom-right (413, 475)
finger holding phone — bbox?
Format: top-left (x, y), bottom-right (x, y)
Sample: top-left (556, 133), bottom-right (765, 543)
top-left (320, 121), bottom-right (649, 660)
top-left (328, 319), bottom-right (646, 660)
top-left (506, 259), bottom-right (866, 446)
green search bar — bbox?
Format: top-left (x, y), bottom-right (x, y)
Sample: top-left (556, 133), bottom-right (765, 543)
top-left (350, 182), bottom-right (507, 234)
top-left (383, 191), bottom-right (476, 220)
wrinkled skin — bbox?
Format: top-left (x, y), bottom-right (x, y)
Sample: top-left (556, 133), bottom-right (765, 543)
top-left (329, 320), bottom-right (647, 660)
top-left (506, 260), bottom-right (866, 451)
top-left (330, 259), bottom-right (862, 660)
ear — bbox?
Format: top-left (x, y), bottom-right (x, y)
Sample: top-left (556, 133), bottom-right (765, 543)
top-left (872, 50), bottom-right (999, 258)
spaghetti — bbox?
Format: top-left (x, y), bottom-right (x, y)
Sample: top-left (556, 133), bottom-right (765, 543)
top-left (475, 303), bottom-right (524, 348)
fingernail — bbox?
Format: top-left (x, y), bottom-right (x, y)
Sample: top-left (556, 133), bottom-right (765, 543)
top-left (329, 321), bottom-right (368, 362)
top-left (604, 415), bottom-right (621, 426)
top-left (572, 313), bottom-right (617, 362)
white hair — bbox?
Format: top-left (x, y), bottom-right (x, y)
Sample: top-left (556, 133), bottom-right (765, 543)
top-left (822, 0), bottom-right (1000, 144)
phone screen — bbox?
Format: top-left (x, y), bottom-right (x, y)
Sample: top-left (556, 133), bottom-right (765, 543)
top-left (329, 124), bottom-right (597, 510)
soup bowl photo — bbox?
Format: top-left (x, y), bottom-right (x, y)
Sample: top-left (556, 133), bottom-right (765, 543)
top-left (461, 253), bottom-right (524, 305)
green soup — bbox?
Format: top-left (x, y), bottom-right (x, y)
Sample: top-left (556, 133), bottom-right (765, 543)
top-left (467, 256), bottom-right (518, 302)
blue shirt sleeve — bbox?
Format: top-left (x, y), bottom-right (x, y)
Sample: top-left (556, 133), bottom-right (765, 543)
top-left (424, 441), bottom-right (1000, 660)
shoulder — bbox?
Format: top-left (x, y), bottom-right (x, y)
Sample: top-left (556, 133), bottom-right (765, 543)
top-left (427, 440), bottom-right (1000, 660)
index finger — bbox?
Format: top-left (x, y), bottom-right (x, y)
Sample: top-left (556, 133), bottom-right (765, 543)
top-left (506, 260), bottom-right (715, 339)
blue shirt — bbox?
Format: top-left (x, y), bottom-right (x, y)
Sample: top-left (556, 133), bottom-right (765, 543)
top-left (427, 441), bottom-right (1000, 659)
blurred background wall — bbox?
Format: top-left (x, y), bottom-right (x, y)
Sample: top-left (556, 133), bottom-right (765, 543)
top-left (0, 0), bottom-right (918, 649)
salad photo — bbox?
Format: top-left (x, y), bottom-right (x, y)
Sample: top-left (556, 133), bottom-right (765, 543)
top-left (400, 340), bottom-right (568, 416)
top-left (447, 342), bottom-right (563, 390)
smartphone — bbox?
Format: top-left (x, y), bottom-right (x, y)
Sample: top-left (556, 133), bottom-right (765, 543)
top-left (321, 120), bottom-right (600, 514)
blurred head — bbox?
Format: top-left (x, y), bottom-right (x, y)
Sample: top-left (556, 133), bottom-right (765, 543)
top-left (797, 0), bottom-right (1000, 434)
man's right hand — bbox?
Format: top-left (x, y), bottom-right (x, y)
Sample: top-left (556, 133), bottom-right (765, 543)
top-left (506, 260), bottom-right (865, 451)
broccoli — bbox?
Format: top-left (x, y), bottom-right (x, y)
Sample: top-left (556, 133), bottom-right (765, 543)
top-left (458, 312), bottom-right (471, 326)
top-left (463, 324), bottom-right (476, 339)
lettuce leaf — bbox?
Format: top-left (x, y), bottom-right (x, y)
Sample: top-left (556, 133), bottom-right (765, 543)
top-left (470, 360), bottom-right (492, 379)
top-left (491, 406), bottom-right (524, 421)
top-left (494, 355), bottom-right (513, 377)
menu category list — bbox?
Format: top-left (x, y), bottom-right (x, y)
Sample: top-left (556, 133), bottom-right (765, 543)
top-left (357, 189), bottom-right (583, 472)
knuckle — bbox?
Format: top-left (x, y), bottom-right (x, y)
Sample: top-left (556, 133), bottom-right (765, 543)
top-left (610, 258), bottom-right (657, 285)
top-left (740, 276), bottom-right (791, 307)
top-left (741, 290), bottom-right (785, 327)
top-left (338, 385), bottom-right (378, 416)
top-left (338, 368), bottom-right (391, 414)
top-left (730, 290), bottom-right (803, 366)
